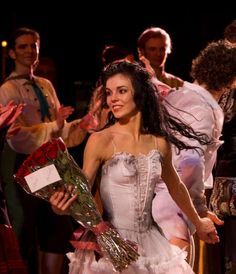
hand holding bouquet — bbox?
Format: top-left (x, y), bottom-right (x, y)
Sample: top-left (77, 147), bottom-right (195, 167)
top-left (14, 138), bottom-right (139, 272)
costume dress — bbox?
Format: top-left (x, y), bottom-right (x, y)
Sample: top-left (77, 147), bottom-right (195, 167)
top-left (67, 149), bottom-right (194, 273)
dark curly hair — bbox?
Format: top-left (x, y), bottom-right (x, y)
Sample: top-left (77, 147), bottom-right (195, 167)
top-left (100, 61), bottom-right (210, 153)
top-left (191, 40), bottom-right (236, 91)
top-left (224, 19), bottom-right (236, 43)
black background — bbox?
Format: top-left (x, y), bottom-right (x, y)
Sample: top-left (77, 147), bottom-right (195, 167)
top-left (0, 5), bottom-right (235, 106)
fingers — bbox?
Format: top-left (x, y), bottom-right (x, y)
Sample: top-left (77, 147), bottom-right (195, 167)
top-left (6, 125), bottom-right (21, 139)
top-left (59, 105), bottom-right (74, 115)
top-left (49, 187), bottom-right (77, 215)
top-left (57, 106), bottom-right (74, 128)
top-left (79, 113), bottom-right (99, 131)
top-left (5, 100), bottom-right (15, 107)
top-left (200, 228), bottom-right (219, 244)
top-left (90, 100), bottom-right (102, 114)
top-left (49, 188), bottom-right (68, 207)
top-left (0, 103), bottom-right (24, 128)
top-left (55, 192), bottom-right (72, 211)
top-left (205, 231), bottom-right (220, 244)
top-left (196, 216), bottom-right (221, 244)
top-left (197, 229), bottom-right (220, 244)
top-left (207, 212), bottom-right (224, 226)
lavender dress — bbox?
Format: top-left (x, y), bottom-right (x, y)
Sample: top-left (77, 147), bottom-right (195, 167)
top-left (67, 150), bottom-right (194, 273)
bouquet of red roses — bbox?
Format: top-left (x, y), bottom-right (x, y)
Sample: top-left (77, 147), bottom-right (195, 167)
top-left (13, 138), bottom-right (139, 272)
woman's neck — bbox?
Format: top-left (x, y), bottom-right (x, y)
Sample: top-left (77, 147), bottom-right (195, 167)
top-left (116, 112), bottom-right (142, 141)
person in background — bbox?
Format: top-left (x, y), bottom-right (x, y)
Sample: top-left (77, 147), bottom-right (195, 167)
top-left (137, 26), bottom-right (184, 89)
top-left (152, 39), bottom-right (236, 268)
top-left (49, 61), bottom-right (219, 274)
top-left (89, 44), bottom-right (171, 131)
top-left (224, 19), bottom-right (236, 43)
top-left (0, 100), bottom-right (27, 274)
top-left (207, 19), bottom-right (236, 274)
top-left (101, 44), bottom-right (134, 66)
top-left (0, 27), bottom-right (96, 274)
top-left (88, 44), bottom-right (135, 131)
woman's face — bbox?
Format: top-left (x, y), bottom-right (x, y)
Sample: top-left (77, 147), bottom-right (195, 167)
top-left (105, 73), bottom-right (138, 119)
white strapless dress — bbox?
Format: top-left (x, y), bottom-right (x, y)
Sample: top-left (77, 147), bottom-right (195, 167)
top-left (67, 150), bottom-right (194, 273)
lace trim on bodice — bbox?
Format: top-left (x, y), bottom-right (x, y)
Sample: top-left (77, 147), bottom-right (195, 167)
top-left (102, 150), bottom-right (163, 231)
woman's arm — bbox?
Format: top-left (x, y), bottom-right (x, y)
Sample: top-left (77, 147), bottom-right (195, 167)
top-left (49, 131), bottom-right (108, 214)
top-left (82, 132), bottom-right (105, 185)
top-left (160, 139), bottom-right (219, 244)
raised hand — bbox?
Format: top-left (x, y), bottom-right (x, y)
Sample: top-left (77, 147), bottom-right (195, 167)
top-left (0, 100), bottom-right (24, 129)
top-left (79, 112), bottom-right (99, 132)
top-left (56, 104), bottom-right (74, 129)
top-left (138, 50), bottom-right (156, 78)
top-left (6, 123), bottom-right (21, 139)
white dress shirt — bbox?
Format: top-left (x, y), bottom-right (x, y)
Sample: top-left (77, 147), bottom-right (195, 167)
top-left (152, 81), bottom-right (224, 239)
top-left (0, 72), bottom-right (87, 154)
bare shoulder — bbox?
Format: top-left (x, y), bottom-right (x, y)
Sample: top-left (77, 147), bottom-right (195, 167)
top-left (87, 128), bottom-right (112, 146)
top-left (85, 128), bottom-right (114, 160)
top-left (155, 136), bottom-right (172, 158)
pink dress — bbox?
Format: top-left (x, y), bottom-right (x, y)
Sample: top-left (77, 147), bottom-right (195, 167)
top-left (67, 150), bottom-right (194, 273)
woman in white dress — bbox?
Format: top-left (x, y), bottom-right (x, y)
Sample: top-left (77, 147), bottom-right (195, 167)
top-left (49, 61), bottom-right (219, 273)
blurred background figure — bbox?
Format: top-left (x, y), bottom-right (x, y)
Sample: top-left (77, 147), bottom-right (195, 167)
top-left (88, 44), bottom-right (135, 131)
top-left (0, 27), bottom-right (95, 274)
top-left (207, 19), bottom-right (236, 274)
top-left (101, 44), bottom-right (134, 66)
top-left (0, 101), bottom-right (27, 274)
top-left (224, 19), bottom-right (236, 43)
top-left (137, 26), bottom-right (184, 88)
top-left (152, 39), bottom-right (236, 270)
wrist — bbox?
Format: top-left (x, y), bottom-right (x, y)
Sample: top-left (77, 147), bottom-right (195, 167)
top-left (79, 113), bottom-right (98, 132)
top-left (56, 119), bottom-right (64, 130)
top-left (198, 210), bottom-right (208, 218)
top-left (192, 215), bottom-right (202, 229)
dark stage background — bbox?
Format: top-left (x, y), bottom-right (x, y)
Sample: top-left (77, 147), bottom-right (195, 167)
top-left (0, 5), bottom-right (235, 115)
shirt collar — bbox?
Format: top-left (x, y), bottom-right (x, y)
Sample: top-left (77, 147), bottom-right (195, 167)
top-left (6, 72), bottom-right (36, 86)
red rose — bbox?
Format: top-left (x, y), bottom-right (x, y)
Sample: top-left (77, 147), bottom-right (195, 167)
top-left (33, 150), bottom-right (47, 166)
top-left (22, 168), bottom-right (31, 176)
top-left (51, 138), bottom-right (66, 151)
top-left (45, 145), bottom-right (58, 160)
top-left (25, 158), bottom-right (37, 170)
top-left (16, 166), bottom-right (26, 178)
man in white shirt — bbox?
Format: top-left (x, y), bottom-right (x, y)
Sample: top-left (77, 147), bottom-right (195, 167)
top-left (0, 27), bottom-right (96, 274)
top-left (152, 39), bottom-right (236, 261)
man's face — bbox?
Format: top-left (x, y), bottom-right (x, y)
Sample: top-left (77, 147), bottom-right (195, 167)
top-left (10, 34), bottom-right (39, 69)
top-left (142, 37), bottom-right (168, 69)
